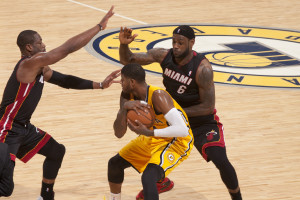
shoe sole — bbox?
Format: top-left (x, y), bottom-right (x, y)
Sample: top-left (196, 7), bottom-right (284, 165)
top-left (136, 180), bottom-right (174, 200)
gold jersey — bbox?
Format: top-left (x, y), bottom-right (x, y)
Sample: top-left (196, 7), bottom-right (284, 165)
top-left (119, 85), bottom-right (193, 175)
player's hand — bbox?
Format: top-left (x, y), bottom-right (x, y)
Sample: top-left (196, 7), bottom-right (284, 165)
top-left (119, 27), bottom-right (138, 45)
top-left (127, 119), bottom-right (154, 136)
top-left (124, 100), bottom-right (150, 115)
top-left (98, 5), bottom-right (115, 30)
top-left (101, 69), bottom-right (121, 89)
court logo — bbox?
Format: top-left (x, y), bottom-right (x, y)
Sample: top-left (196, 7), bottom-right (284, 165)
top-left (85, 24), bottom-right (300, 89)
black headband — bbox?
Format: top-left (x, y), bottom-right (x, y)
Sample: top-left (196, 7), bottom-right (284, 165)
top-left (173, 25), bottom-right (195, 39)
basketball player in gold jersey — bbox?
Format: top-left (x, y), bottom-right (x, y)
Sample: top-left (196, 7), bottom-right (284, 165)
top-left (118, 25), bottom-right (242, 200)
top-left (108, 63), bottom-right (194, 200)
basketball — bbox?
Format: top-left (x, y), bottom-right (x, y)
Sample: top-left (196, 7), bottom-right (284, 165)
top-left (127, 106), bottom-right (155, 128)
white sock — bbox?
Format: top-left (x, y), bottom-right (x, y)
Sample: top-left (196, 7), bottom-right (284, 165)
top-left (110, 192), bottom-right (121, 200)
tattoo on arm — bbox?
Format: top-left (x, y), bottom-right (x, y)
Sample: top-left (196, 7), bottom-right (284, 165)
top-left (198, 64), bottom-right (214, 89)
top-left (132, 48), bottom-right (167, 65)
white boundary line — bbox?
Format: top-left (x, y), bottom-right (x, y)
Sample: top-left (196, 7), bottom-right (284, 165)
top-left (67, 0), bottom-right (148, 24)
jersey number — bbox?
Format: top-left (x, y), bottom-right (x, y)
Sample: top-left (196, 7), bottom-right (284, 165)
top-left (177, 85), bottom-right (187, 94)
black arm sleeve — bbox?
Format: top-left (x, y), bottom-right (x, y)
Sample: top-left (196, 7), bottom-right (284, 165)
top-left (47, 70), bottom-right (94, 89)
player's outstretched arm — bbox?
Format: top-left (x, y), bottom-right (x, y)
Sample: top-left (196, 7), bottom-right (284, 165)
top-left (25, 6), bottom-right (115, 71)
top-left (44, 66), bottom-right (120, 90)
top-left (119, 27), bottom-right (167, 65)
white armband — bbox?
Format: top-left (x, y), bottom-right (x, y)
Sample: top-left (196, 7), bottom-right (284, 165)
top-left (154, 108), bottom-right (189, 137)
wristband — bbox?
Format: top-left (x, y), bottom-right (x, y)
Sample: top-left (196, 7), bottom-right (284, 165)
top-left (99, 82), bottom-right (103, 89)
top-left (98, 24), bottom-right (103, 31)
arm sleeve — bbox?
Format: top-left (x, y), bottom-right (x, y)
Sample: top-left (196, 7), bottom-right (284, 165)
top-left (47, 70), bottom-right (93, 89)
top-left (154, 108), bottom-right (189, 137)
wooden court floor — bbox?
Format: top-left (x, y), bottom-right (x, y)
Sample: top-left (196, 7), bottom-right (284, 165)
top-left (0, 0), bottom-right (299, 199)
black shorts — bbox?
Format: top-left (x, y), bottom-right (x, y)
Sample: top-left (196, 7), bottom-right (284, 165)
top-left (189, 112), bottom-right (225, 162)
top-left (0, 123), bottom-right (51, 163)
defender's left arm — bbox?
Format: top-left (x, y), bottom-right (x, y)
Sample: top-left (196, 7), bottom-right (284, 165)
top-left (43, 66), bottom-right (120, 89)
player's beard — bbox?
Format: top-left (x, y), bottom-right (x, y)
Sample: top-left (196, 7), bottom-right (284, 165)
top-left (174, 45), bottom-right (190, 60)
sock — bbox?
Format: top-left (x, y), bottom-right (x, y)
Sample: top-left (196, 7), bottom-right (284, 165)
top-left (230, 189), bottom-right (242, 200)
top-left (41, 182), bottom-right (54, 200)
top-left (110, 192), bottom-right (121, 200)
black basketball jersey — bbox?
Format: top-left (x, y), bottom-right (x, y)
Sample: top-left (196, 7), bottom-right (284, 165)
top-left (0, 57), bottom-right (44, 132)
top-left (160, 49), bottom-right (206, 108)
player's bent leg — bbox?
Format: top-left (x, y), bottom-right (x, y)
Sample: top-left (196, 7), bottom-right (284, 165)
top-left (0, 160), bottom-right (15, 197)
top-left (137, 164), bottom-right (174, 200)
top-left (141, 164), bottom-right (164, 200)
top-left (108, 153), bottom-right (131, 199)
top-left (38, 137), bottom-right (66, 200)
top-left (206, 146), bottom-right (242, 200)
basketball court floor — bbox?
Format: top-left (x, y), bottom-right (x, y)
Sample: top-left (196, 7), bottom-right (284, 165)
top-left (0, 0), bottom-right (299, 199)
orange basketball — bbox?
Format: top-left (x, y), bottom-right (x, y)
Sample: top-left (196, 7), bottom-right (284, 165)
top-left (127, 107), bottom-right (155, 128)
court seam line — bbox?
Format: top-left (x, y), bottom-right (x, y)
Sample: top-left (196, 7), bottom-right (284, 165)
top-left (67, 0), bottom-right (148, 24)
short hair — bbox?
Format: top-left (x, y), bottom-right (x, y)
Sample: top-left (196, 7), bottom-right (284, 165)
top-left (17, 30), bottom-right (38, 51)
top-left (121, 63), bottom-right (146, 83)
top-left (173, 25), bottom-right (195, 39)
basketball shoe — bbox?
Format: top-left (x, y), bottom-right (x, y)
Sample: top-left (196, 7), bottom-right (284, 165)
top-left (136, 177), bottom-right (174, 200)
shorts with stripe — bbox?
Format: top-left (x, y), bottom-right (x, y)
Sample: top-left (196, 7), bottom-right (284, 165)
top-left (0, 122), bottom-right (51, 163)
top-left (119, 135), bottom-right (193, 177)
top-left (189, 111), bottom-right (225, 162)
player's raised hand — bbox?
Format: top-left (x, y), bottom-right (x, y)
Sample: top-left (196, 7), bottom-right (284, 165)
top-left (119, 27), bottom-right (138, 45)
top-left (98, 5), bottom-right (115, 30)
top-left (101, 69), bottom-right (121, 89)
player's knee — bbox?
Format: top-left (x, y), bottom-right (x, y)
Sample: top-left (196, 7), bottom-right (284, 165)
top-left (108, 154), bottom-right (129, 170)
top-left (39, 138), bottom-right (66, 162)
top-left (108, 154), bottom-right (131, 183)
top-left (49, 143), bottom-right (65, 162)
top-left (207, 147), bottom-right (230, 169)
top-left (142, 164), bottom-right (164, 184)
top-left (108, 154), bottom-right (120, 169)
top-left (56, 143), bottom-right (66, 161)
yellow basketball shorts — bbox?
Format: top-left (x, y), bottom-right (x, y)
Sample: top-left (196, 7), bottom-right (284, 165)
top-left (119, 135), bottom-right (193, 176)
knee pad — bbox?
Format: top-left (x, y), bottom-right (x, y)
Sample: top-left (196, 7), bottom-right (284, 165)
top-left (206, 146), bottom-right (229, 169)
top-left (39, 138), bottom-right (66, 161)
top-left (108, 154), bottom-right (131, 183)
top-left (108, 154), bottom-right (130, 169)
top-left (142, 164), bottom-right (164, 183)
top-left (55, 144), bottom-right (66, 161)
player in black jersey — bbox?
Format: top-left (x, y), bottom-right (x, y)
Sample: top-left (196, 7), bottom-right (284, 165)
top-left (119, 25), bottom-right (242, 200)
top-left (0, 6), bottom-right (119, 200)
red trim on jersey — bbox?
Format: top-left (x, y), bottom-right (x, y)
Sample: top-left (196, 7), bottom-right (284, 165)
top-left (201, 109), bottom-right (225, 161)
top-left (20, 133), bottom-right (51, 163)
top-left (10, 153), bottom-right (16, 162)
top-left (0, 81), bottom-right (35, 141)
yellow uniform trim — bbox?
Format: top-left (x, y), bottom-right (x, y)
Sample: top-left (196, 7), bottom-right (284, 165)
top-left (119, 85), bottom-right (193, 175)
